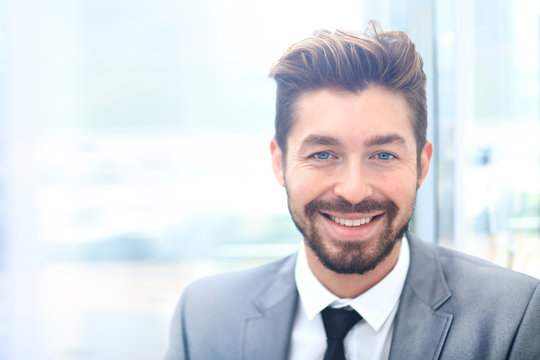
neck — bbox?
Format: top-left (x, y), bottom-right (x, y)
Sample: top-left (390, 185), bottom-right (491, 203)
top-left (305, 240), bottom-right (402, 299)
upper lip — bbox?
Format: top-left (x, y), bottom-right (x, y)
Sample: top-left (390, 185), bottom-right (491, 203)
top-left (320, 211), bottom-right (383, 220)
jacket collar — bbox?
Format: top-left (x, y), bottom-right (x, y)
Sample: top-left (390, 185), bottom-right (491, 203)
top-left (389, 232), bottom-right (453, 360)
top-left (243, 253), bottom-right (299, 360)
top-left (239, 233), bottom-right (455, 360)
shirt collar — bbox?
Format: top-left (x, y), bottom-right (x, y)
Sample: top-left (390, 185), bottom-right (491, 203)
top-left (294, 235), bottom-right (410, 331)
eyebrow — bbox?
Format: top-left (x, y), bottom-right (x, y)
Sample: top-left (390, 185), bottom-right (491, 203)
top-left (364, 134), bottom-right (407, 147)
top-left (300, 135), bottom-right (342, 148)
top-left (299, 133), bottom-right (407, 150)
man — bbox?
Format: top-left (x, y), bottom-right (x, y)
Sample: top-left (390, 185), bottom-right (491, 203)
top-left (165, 23), bottom-right (540, 360)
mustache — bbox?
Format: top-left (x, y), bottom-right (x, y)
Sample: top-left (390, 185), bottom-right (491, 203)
top-left (305, 197), bottom-right (398, 217)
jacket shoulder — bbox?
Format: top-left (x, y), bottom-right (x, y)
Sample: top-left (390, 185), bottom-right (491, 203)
top-left (402, 234), bottom-right (540, 359)
top-left (432, 241), bottom-right (539, 292)
top-left (165, 253), bottom-right (298, 359)
top-left (181, 253), bottom-right (297, 304)
top-left (407, 232), bottom-right (539, 294)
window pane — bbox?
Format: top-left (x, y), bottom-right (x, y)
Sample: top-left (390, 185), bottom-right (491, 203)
top-left (434, 0), bottom-right (540, 276)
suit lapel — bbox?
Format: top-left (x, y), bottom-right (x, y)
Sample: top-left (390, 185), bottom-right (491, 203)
top-left (238, 234), bottom-right (454, 359)
top-left (389, 233), bottom-right (454, 360)
top-left (243, 254), bottom-right (299, 360)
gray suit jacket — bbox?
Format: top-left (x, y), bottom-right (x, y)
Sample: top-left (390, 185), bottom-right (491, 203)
top-left (165, 233), bottom-right (540, 359)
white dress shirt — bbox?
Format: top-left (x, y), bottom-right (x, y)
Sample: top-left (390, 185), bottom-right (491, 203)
top-left (288, 236), bottom-right (410, 360)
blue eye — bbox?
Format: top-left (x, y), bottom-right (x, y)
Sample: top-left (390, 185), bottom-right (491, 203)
top-left (376, 152), bottom-right (395, 161)
top-left (313, 151), bottom-right (331, 160)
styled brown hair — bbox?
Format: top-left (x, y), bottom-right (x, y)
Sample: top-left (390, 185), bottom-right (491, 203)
top-left (269, 21), bottom-right (427, 162)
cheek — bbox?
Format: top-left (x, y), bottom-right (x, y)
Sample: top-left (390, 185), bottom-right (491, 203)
top-left (286, 169), bottom-right (331, 201)
top-left (287, 177), bottom-right (315, 202)
top-left (376, 172), bottom-right (417, 199)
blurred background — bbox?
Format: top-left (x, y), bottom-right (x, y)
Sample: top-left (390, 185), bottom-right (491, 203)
top-left (0, 0), bottom-right (539, 359)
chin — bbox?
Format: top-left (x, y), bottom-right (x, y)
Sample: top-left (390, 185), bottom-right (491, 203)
top-left (312, 236), bottom-right (399, 275)
top-left (307, 221), bottom-right (408, 275)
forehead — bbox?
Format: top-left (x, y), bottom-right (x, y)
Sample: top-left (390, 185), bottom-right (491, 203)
top-left (288, 87), bottom-right (415, 147)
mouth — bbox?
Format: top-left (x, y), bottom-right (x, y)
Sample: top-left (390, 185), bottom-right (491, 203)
top-left (321, 212), bottom-right (383, 227)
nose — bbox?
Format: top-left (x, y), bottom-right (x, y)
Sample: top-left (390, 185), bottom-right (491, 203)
top-left (333, 161), bottom-right (374, 204)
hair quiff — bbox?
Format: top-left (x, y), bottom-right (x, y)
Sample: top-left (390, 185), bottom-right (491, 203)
top-left (269, 21), bottom-right (427, 161)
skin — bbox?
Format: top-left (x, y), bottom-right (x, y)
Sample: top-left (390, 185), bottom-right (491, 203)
top-left (270, 86), bottom-right (433, 298)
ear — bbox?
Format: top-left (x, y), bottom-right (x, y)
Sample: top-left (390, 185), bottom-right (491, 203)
top-left (417, 141), bottom-right (433, 189)
top-left (270, 137), bottom-right (285, 187)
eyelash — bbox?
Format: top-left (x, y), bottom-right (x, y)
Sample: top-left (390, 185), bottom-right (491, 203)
top-left (311, 151), bottom-right (334, 160)
top-left (373, 152), bottom-right (396, 161)
top-left (309, 151), bottom-right (397, 161)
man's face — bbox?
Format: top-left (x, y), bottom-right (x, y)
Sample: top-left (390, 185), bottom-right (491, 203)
top-left (271, 86), bottom-right (432, 275)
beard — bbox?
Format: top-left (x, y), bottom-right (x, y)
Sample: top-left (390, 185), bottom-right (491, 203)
top-left (287, 193), bottom-right (413, 275)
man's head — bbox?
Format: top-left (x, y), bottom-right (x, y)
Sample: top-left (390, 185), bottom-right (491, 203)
top-left (269, 23), bottom-right (432, 276)
top-left (270, 22), bottom-right (427, 166)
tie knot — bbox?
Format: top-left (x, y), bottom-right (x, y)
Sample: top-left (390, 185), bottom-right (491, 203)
top-left (321, 306), bottom-right (362, 340)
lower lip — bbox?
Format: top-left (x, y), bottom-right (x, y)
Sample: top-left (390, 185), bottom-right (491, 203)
top-left (319, 213), bottom-right (384, 241)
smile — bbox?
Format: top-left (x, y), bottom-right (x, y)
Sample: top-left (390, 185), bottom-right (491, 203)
top-left (328, 214), bottom-right (376, 227)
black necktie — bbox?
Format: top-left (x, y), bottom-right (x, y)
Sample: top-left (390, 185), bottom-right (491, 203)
top-left (321, 306), bottom-right (362, 360)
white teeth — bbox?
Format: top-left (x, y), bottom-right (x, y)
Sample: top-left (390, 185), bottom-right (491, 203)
top-left (330, 215), bottom-right (373, 227)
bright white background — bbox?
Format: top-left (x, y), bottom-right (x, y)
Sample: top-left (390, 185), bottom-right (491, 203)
top-left (0, 0), bottom-right (539, 359)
